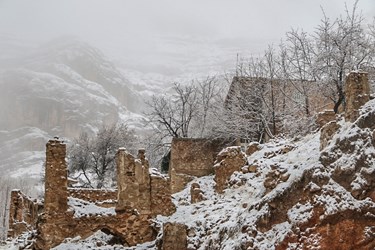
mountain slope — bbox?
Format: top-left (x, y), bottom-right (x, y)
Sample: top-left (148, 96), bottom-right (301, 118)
top-left (0, 38), bottom-right (145, 177)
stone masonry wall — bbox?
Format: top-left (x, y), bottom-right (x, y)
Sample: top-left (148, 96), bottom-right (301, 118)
top-left (169, 138), bottom-right (234, 193)
top-left (150, 174), bottom-right (176, 216)
top-left (68, 188), bottom-right (117, 207)
top-left (7, 190), bottom-right (43, 238)
top-left (316, 110), bottom-right (336, 128)
top-left (345, 71), bottom-right (370, 122)
top-left (44, 138), bottom-right (68, 215)
top-left (116, 148), bottom-right (151, 214)
top-left (116, 148), bottom-right (175, 216)
top-left (36, 212), bottom-right (155, 249)
top-left (35, 144), bottom-right (157, 249)
top-left (160, 222), bottom-right (188, 250)
top-left (10, 140), bottom-right (176, 249)
top-left (136, 149), bottom-right (152, 214)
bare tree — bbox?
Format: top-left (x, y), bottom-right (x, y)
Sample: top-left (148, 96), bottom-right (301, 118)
top-left (146, 78), bottom-right (226, 140)
top-left (280, 29), bottom-right (316, 115)
top-left (314, 1), bottom-right (374, 113)
top-left (195, 76), bottom-right (227, 137)
top-left (144, 77), bottom-right (227, 170)
top-left (146, 82), bottom-right (198, 139)
top-left (68, 123), bottom-right (137, 188)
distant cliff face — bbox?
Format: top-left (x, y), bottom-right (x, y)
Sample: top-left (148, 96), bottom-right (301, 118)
top-left (0, 39), bottom-right (144, 176)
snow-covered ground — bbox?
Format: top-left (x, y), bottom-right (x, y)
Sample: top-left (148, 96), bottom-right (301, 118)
top-left (49, 133), bottom-right (322, 250)
top-left (49, 104), bottom-right (375, 248)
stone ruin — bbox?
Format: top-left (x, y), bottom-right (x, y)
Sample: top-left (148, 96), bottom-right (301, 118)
top-left (7, 71), bottom-right (371, 249)
top-left (169, 138), bottom-right (235, 193)
top-left (344, 71), bottom-right (370, 122)
top-left (6, 137), bottom-right (234, 249)
top-left (320, 71), bottom-right (370, 150)
top-left (7, 139), bottom-right (175, 249)
top-left (116, 148), bottom-right (175, 216)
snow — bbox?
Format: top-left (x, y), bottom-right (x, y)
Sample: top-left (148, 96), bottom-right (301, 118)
top-left (287, 202), bottom-right (314, 225)
top-left (151, 133), bottom-right (323, 249)
top-left (13, 111), bottom-right (375, 249)
top-left (52, 230), bottom-right (157, 250)
top-left (68, 197), bottom-right (116, 218)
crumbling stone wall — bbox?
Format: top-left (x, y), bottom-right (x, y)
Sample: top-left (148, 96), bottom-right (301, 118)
top-left (319, 72), bottom-right (370, 150)
top-left (36, 212), bottom-right (155, 249)
top-left (169, 138), bottom-right (233, 193)
top-left (116, 148), bottom-right (175, 216)
top-left (33, 140), bottom-right (160, 249)
top-left (7, 190), bottom-right (42, 238)
top-left (150, 174), bottom-right (176, 216)
top-left (9, 139), bottom-right (177, 249)
top-left (136, 149), bottom-right (152, 214)
top-left (214, 146), bottom-right (247, 193)
top-left (68, 188), bottom-right (117, 207)
top-left (44, 138), bottom-right (68, 215)
top-left (160, 222), bottom-right (188, 250)
top-left (345, 71), bottom-right (370, 122)
top-left (316, 110), bottom-right (336, 128)
top-left (116, 148), bottom-right (140, 212)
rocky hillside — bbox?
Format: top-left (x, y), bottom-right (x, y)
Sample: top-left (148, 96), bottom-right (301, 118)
top-left (0, 38), bottom-right (145, 177)
top-left (52, 98), bottom-right (375, 249)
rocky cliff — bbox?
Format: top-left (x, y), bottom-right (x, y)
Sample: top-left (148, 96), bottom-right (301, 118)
top-left (0, 38), bottom-right (144, 177)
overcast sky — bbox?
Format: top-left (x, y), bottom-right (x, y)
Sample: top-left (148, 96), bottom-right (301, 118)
top-left (0, 0), bottom-right (374, 74)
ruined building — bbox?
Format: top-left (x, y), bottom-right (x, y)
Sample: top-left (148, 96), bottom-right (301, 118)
top-left (169, 138), bottom-right (234, 193)
top-left (225, 76), bottom-right (332, 142)
top-left (7, 71), bottom-right (372, 249)
top-left (8, 139), bottom-right (175, 249)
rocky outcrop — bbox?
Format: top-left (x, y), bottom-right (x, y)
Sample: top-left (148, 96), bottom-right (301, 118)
top-left (319, 121), bottom-right (341, 150)
top-left (278, 211), bottom-right (375, 250)
top-left (246, 142), bottom-right (261, 156)
top-left (190, 183), bottom-right (205, 204)
top-left (7, 190), bottom-right (42, 238)
top-left (214, 146), bottom-right (247, 193)
top-left (263, 166), bottom-right (290, 192)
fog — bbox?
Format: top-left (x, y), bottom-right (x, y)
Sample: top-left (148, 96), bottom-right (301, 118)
top-left (1, 0), bottom-right (374, 72)
top-left (0, 1), bottom-right (374, 239)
